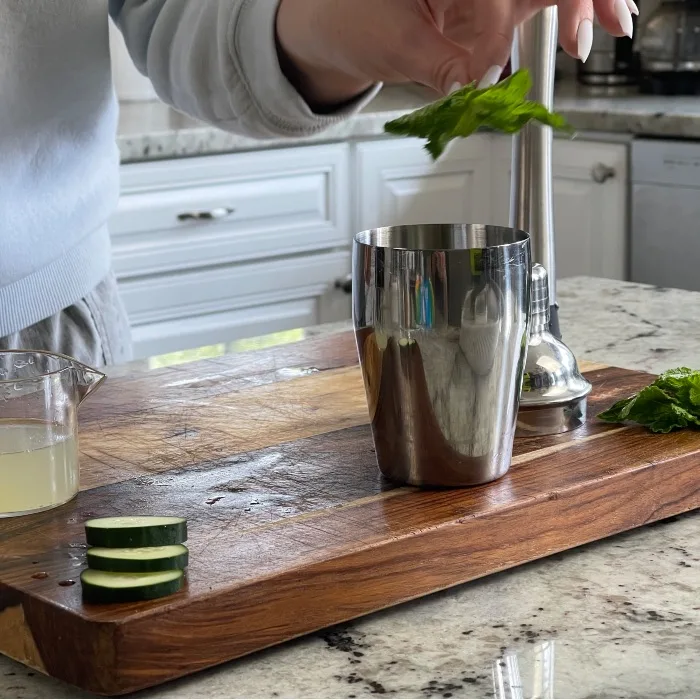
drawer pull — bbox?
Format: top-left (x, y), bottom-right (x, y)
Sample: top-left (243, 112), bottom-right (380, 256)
top-left (177, 207), bottom-right (235, 222)
top-left (335, 275), bottom-right (352, 294)
top-left (591, 164), bottom-right (616, 184)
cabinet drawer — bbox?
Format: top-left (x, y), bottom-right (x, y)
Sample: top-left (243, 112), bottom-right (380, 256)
top-left (111, 144), bottom-right (350, 278)
top-left (130, 299), bottom-right (318, 360)
top-left (632, 138), bottom-right (700, 188)
top-left (119, 250), bottom-right (350, 325)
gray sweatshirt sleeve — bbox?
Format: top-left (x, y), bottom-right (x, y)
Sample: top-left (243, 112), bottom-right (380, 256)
top-left (109, 0), bottom-right (381, 139)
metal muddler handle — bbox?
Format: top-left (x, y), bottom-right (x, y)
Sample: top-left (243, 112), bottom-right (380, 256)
top-left (510, 8), bottom-right (559, 335)
top-left (510, 8), bottom-right (592, 436)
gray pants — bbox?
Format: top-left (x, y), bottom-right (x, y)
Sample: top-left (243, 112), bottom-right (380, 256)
top-left (0, 273), bottom-right (133, 368)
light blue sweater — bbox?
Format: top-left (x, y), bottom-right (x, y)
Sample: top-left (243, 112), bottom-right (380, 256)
top-left (0, 0), bottom-right (378, 337)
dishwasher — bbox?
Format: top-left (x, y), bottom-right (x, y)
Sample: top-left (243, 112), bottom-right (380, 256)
top-left (631, 138), bottom-right (700, 292)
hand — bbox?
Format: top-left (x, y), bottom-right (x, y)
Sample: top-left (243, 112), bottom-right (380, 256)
top-left (276, 0), bottom-right (638, 106)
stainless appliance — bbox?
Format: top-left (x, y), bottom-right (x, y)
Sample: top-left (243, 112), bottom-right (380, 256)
top-left (631, 138), bottom-right (700, 291)
top-left (352, 224), bottom-right (531, 487)
top-left (578, 22), bottom-right (640, 88)
top-left (638, 0), bottom-right (700, 93)
top-left (510, 9), bottom-right (592, 435)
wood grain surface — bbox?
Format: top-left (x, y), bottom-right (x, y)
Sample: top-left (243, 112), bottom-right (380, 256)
top-left (0, 332), bottom-right (698, 696)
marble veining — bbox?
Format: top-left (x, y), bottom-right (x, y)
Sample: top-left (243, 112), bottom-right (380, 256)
top-left (1, 277), bottom-right (699, 699)
top-left (117, 82), bottom-right (700, 163)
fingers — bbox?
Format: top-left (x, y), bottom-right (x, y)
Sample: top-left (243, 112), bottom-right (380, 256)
top-left (558, 0), bottom-right (637, 63)
top-left (464, 0), bottom-right (515, 88)
top-left (402, 20), bottom-right (476, 94)
top-left (594, 0), bottom-right (637, 38)
top-left (557, 0), bottom-right (595, 61)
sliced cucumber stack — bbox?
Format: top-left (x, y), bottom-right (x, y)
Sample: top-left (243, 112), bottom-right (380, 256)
top-left (81, 569), bottom-right (184, 604)
top-left (81, 516), bottom-right (189, 604)
top-left (85, 516), bottom-right (187, 548)
top-left (87, 544), bottom-right (189, 573)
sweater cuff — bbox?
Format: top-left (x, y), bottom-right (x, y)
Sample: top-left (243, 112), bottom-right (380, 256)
top-left (234, 0), bottom-right (382, 137)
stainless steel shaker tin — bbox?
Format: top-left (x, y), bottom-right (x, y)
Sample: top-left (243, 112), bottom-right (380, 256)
top-left (353, 224), bottom-right (531, 487)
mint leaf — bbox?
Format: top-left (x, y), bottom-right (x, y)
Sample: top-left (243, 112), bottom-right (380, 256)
top-left (598, 368), bottom-right (700, 433)
top-left (384, 70), bottom-right (574, 160)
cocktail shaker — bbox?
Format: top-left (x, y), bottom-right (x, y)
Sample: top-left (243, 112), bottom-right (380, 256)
top-left (353, 224), bottom-right (531, 487)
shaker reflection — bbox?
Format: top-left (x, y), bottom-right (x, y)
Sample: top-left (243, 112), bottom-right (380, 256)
top-left (492, 640), bottom-right (556, 700)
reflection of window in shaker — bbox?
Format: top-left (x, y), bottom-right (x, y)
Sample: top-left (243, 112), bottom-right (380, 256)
top-left (415, 275), bottom-right (434, 328)
top-left (431, 252), bottom-right (448, 324)
top-left (363, 246), bottom-right (378, 324)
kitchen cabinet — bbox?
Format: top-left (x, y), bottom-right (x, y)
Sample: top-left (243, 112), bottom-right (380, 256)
top-left (355, 134), bottom-right (627, 280)
top-left (114, 144), bottom-right (351, 359)
top-left (354, 135), bottom-right (493, 230)
top-left (113, 133), bottom-right (629, 359)
top-left (491, 135), bottom-right (628, 280)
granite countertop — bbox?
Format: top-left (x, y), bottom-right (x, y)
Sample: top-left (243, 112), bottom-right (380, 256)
top-left (2, 277), bottom-right (700, 699)
top-left (117, 81), bottom-right (700, 163)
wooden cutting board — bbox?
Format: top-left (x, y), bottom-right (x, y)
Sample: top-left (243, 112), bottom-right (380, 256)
top-left (1, 331), bottom-right (699, 696)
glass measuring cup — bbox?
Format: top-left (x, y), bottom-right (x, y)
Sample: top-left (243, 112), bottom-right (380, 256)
top-left (0, 351), bottom-right (105, 518)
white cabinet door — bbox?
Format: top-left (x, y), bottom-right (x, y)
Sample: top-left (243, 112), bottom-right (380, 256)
top-left (130, 299), bottom-right (319, 360)
top-left (112, 144), bottom-right (350, 279)
top-left (120, 250), bottom-right (350, 359)
top-left (355, 136), bottom-right (493, 231)
top-left (492, 135), bottom-right (628, 281)
top-left (119, 251), bottom-right (350, 326)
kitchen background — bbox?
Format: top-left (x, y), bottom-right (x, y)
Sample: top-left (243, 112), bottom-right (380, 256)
top-left (109, 0), bottom-right (700, 364)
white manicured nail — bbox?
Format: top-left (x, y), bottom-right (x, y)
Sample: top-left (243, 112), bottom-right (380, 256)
top-left (626, 0), bottom-right (639, 15)
top-left (478, 65), bottom-right (503, 89)
top-left (614, 0), bottom-right (634, 38)
top-left (449, 82), bottom-right (463, 94)
top-left (577, 19), bottom-right (593, 62)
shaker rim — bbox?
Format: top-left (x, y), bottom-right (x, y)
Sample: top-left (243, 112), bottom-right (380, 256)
top-left (354, 224), bottom-right (530, 252)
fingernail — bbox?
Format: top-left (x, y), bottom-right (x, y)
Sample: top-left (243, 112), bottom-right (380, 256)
top-left (614, 0), bottom-right (634, 38)
top-left (448, 82), bottom-right (463, 94)
top-left (577, 19), bottom-right (593, 62)
top-left (477, 65), bottom-right (503, 89)
top-left (626, 0), bottom-right (639, 15)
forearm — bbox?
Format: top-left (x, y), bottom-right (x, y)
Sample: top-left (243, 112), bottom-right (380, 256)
top-left (275, 0), bottom-right (373, 112)
top-left (110, 0), bottom-right (380, 139)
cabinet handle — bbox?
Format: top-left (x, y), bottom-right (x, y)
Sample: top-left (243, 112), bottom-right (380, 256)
top-left (335, 275), bottom-right (352, 295)
top-left (177, 207), bottom-right (235, 222)
top-left (591, 163), bottom-right (616, 184)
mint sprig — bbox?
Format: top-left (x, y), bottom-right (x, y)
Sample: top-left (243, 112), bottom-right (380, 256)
top-left (598, 367), bottom-right (700, 433)
top-left (384, 70), bottom-right (573, 160)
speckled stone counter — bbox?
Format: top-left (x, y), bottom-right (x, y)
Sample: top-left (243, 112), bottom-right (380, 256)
top-left (1, 277), bottom-right (699, 699)
top-left (117, 82), bottom-right (700, 163)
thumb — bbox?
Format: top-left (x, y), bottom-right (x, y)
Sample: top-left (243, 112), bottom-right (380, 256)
top-left (398, 21), bottom-right (476, 95)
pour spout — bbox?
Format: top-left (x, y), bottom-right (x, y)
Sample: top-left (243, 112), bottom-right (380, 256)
top-left (510, 8), bottom-right (559, 334)
top-left (71, 360), bottom-right (106, 404)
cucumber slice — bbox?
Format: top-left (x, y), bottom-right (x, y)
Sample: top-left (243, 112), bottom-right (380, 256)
top-left (81, 569), bottom-right (184, 604)
top-left (85, 516), bottom-right (187, 548)
top-left (87, 544), bottom-right (189, 573)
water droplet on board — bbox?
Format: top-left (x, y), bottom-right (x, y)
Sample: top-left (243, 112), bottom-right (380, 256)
top-left (58, 580), bottom-right (76, 587)
top-left (31, 572), bottom-right (49, 580)
top-left (277, 367), bottom-right (320, 378)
